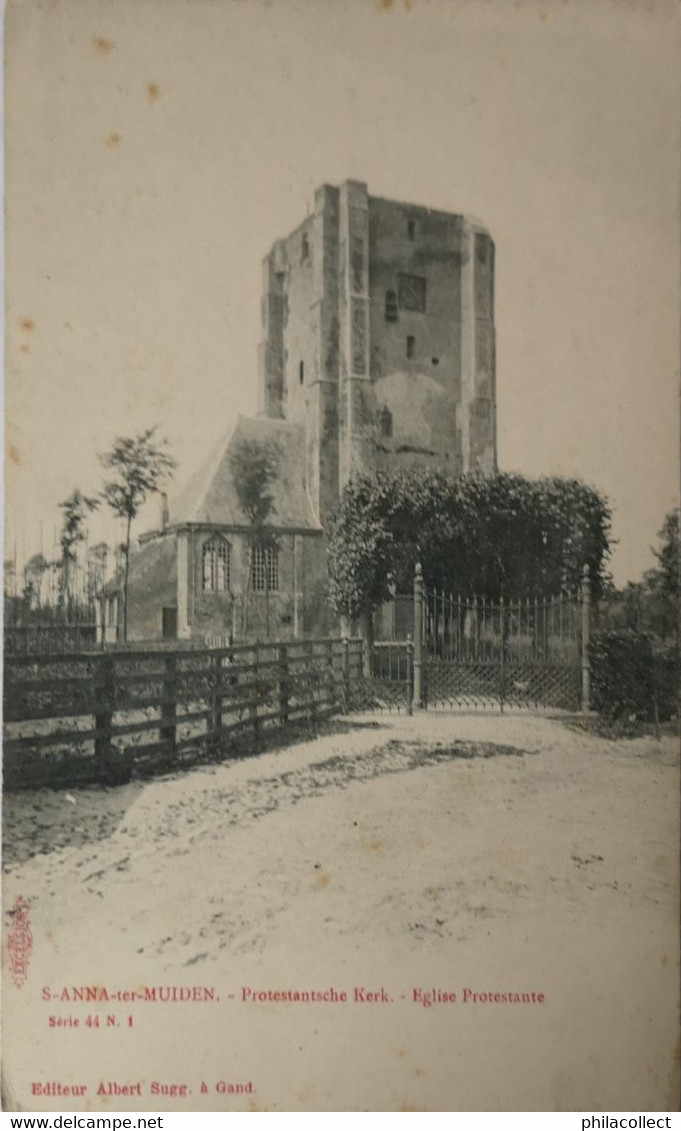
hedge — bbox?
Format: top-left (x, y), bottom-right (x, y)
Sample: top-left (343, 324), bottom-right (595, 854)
top-left (589, 630), bottom-right (679, 722)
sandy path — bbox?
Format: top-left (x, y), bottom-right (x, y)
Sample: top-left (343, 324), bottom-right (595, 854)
top-left (2, 712), bottom-right (679, 1112)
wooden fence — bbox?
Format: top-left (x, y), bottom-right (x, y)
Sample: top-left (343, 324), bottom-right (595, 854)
top-left (3, 638), bottom-right (366, 790)
top-left (4, 623), bottom-right (98, 655)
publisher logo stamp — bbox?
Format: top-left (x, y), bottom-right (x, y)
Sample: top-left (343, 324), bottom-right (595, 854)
top-left (8, 896), bottom-right (33, 988)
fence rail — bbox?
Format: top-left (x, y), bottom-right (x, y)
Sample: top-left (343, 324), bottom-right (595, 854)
top-left (3, 637), bottom-right (367, 790)
top-left (4, 623), bottom-right (99, 654)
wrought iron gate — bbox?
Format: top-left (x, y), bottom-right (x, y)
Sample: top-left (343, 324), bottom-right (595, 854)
top-left (420, 583), bottom-right (583, 711)
top-left (353, 564), bottom-right (590, 714)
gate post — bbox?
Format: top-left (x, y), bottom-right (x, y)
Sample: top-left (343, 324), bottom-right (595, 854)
top-left (413, 562), bottom-right (424, 709)
top-left (581, 564), bottom-right (591, 713)
top-left (405, 634), bottom-right (414, 716)
top-left (361, 608), bottom-right (373, 679)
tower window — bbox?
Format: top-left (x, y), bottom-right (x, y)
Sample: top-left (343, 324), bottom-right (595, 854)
top-left (398, 273), bottom-right (427, 313)
top-left (385, 290), bottom-right (398, 322)
top-left (299, 360), bottom-right (304, 384)
top-left (301, 232), bottom-right (309, 262)
top-left (378, 406), bottom-right (393, 438)
top-left (407, 219), bottom-right (416, 240)
top-left (203, 538), bottom-right (230, 592)
top-left (252, 546), bottom-right (279, 593)
top-left (406, 336), bottom-right (415, 360)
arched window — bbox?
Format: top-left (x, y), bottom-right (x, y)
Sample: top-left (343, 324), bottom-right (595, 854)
top-left (203, 538), bottom-right (230, 591)
top-left (252, 546), bottom-right (279, 593)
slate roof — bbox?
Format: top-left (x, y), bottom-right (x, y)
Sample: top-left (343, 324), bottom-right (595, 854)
top-left (168, 416), bottom-right (321, 532)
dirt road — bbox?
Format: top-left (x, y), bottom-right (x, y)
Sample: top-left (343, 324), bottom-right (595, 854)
top-left (3, 711), bottom-right (679, 1111)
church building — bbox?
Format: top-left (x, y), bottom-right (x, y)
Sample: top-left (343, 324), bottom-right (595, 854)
top-left (102, 180), bottom-right (497, 643)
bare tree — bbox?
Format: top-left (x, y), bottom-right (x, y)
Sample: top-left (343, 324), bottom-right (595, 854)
top-left (57, 490), bottom-right (99, 616)
top-left (86, 542), bottom-right (109, 605)
top-left (23, 553), bottom-right (49, 612)
top-left (99, 427), bottom-right (176, 642)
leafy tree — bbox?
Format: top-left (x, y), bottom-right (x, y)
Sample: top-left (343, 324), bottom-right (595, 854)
top-left (651, 509), bottom-right (679, 593)
top-left (327, 469), bottom-right (612, 622)
top-left (3, 558), bottom-right (16, 598)
top-left (57, 490), bottom-right (99, 612)
top-left (99, 427), bottom-right (176, 642)
top-left (645, 509), bottom-right (680, 642)
top-left (610, 510), bottom-right (679, 642)
top-left (228, 438), bottom-right (280, 637)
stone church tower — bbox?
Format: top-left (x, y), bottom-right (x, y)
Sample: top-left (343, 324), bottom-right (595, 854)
top-left (259, 179), bottom-right (497, 526)
top-left (114, 180), bottom-right (498, 644)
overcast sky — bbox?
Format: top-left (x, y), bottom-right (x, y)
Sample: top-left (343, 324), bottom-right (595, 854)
top-left (4, 0), bottom-right (680, 585)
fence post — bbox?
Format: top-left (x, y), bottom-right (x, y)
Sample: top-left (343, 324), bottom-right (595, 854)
top-left (160, 654), bottom-right (177, 755)
top-left (413, 562), bottom-right (424, 708)
top-left (277, 643), bottom-right (289, 726)
top-left (211, 652), bottom-right (223, 746)
top-left (249, 644), bottom-right (261, 743)
top-left (406, 633), bottom-right (414, 716)
top-left (308, 641), bottom-right (318, 724)
top-left (325, 638), bottom-right (335, 711)
top-left (342, 637), bottom-right (350, 712)
top-left (581, 564), bottom-right (591, 713)
top-left (499, 595), bottom-right (506, 714)
top-left (94, 653), bottom-right (115, 767)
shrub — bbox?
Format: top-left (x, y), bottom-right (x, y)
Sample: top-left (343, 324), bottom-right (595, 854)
top-left (327, 469), bottom-right (612, 621)
top-left (589, 630), bottom-right (679, 722)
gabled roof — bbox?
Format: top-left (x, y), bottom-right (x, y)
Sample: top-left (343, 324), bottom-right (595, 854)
top-left (99, 533), bottom-right (177, 597)
top-left (169, 416), bottom-right (321, 532)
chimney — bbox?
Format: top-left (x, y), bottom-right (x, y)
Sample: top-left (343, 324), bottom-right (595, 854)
top-left (160, 492), bottom-right (169, 531)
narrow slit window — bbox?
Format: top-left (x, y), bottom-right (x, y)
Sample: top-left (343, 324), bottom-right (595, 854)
top-left (378, 406), bottom-right (393, 438)
top-left (301, 232), bottom-right (309, 262)
top-left (299, 360), bottom-right (304, 385)
top-left (385, 290), bottom-right (398, 322)
top-left (407, 219), bottom-right (416, 240)
top-left (406, 335), bottom-right (415, 360)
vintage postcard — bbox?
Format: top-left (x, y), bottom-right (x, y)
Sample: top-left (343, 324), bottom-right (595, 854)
top-left (2, 0), bottom-right (680, 1113)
